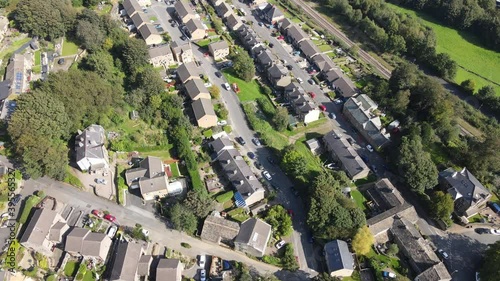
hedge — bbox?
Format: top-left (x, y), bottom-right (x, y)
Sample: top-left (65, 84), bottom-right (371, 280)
top-left (216, 191), bottom-right (234, 203)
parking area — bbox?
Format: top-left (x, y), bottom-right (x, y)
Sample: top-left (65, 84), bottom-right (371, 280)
top-left (73, 167), bottom-right (115, 200)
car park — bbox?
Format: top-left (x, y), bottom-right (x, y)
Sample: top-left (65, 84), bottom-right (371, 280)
top-left (247, 152), bottom-right (256, 159)
top-left (275, 240), bottom-right (286, 249)
top-left (437, 249), bottom-right (449, 260)
top-left (198, 255), bottom-right (206, 267)
top-left (263, 171), bottom-right (272, 181)
top-left (236, 136), bottom-right (246, 145)
top-left (366, 144), bottom-right (374, 152)
top-left (104, 214), bottom-right (116, 223)
top-left (107, 225), bottom-right (117, 238)
top-left (252, 138), bottom-right (261, 146)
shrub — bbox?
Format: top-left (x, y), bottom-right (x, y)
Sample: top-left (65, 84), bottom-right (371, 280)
top-left (223, 125), bottom-right (232, 133)
top-left (216, 191), bottom-right (234, 203)
top-left (203, 129), bottom-right (213, 138)
top-left (256, 97), bottom-right (276, 119)
top-left (181, 242), bottom-right (191, 248)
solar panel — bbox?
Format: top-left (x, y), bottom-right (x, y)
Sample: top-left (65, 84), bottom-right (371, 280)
top-left (234, 191), bottom-right (246, 207)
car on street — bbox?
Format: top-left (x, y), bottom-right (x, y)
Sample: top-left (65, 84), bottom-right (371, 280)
top-left (104, 214), bottom-right (116, 223)
top-left (252, 138), bottom-right (261, 146)
top-left (91, 209), bottom-right (103, 218)
top-left (278, 35), bottom-right (284, 40)
top-left (107, 225), bottom-right (117, 238)
top-left (199, 269), bottom-right (206, 281)
top-left (329, 112), bottom-right (336, 119)
top-left (366, 144), bottom-right (374, 152)
top-left (490, 229), bottom-right (500, 235)
top-left (382, 271), bottom-right (396, 278)
top-left (371, 165), bottom-right (378, 174)
top-left (276, 240), bottom-right (286, 249)
top-left (437, 249), bottom-right (449, 260)
top-left (263, 170), bottom-right (272, 181)
top-left (258, 22), bottom-right (264, 26)
top-left (308, 92), bottom-right (316, 98)
top-left (297, 77), bottom-right (303, 84)
top-left (215, 71), bottom-right (222, 78)
top-left (236, 136), bottom-right (246, 145)
top-left (475, 228), bottom-right (489, 234)
top-left (269, 43), bottom-right (274, 48)
top-left (347, 138), bottom-right (355, 145)
top-left (12, 194), bottom-right (22, 206)
top-left (198, 255), bottom-right (206, 267)
top-left (286, 64), bottom-right (293, 70)
top-left (333, 99), bottom-right (343, 104)
top-left (319, 105), bottom-right (326, 111)
top-left (247, 152), bottom-right (256, 159)
top-left (180, 35), bottom-right (187, 41)
top-left (308, 79), bottom-right (315, 85)
top-left (223, 83), bottom-right (231, 90)
top-left (254, 161), bottom-right (262, 169)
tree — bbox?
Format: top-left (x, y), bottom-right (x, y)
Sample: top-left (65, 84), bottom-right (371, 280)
top-left (281, 146), bottom-right (307, 182)
top-left (386, 243), bottom-right (399, 256)
top-left (480, 241), bottom-right (500, 281)
top-left (229, 46), bottom-right (255, 82)
top-left (477, 85), bottom-right (496, 102)
top-left (429, 191), bottom-right (454, 225)
top-left (431, 53), bottom-right (457, 79)
top-left (397, 135), bottom-right (438, 193)
top-left (83, 0), bottom-right (99, 7)
top-left (272, 107), bottom-right (288, 131)
top-left (209, 85), bottom-right (221, 99)
top-left (312, 273), bottom-right (341, 281)
top-left (351, 226), bottom-right (374, 256)
top-left (80, 50), bottom-right (119, 83)
top-left (169, 203), bottom-right (197, 234)
top-left (264, 205), bottom-right (293, 237)
top-left (75, 19), bottom-right (105, 51)
top-left (121, 38), bottom-right (150, 74)
top-left (460, 79), bottom-right (476, 94)
top-left (389, 62), bottom-right (419, 92)
top-left (14, 0), bottom-right (76, 40)
top-left (182, 191), bottom-right (214, 218)
top-left (281, 244), bottom-right (299, 271)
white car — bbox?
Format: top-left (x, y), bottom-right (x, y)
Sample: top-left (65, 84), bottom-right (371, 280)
top-left (366, 145), bottom-right (374, 152)
top-left (107, 225), bottom-right (117, 238)
top-left (297, 77), bottom-right (303, 84)
top-left (490, 229), bottom-right (500, 235)
top-left (217, 120), bottom-right (227, 126)
top-left (198, 255), bottom-right (206, 267)
top-left (263, 171), bottom-right (272, 181)
top-left (333, 99), bottom-right (343, 104)
top-left (437, 249), bottom-right (450, 260)
top-left (223, 83), bottom-right (230, 90)
top-left (199, 269), bottom-right (206, 281)
top-left (275, 240), bottom-right (286, 249)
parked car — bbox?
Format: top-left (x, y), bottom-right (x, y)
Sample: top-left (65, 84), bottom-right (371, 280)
top-left (258, 22), bottom-right (264, 26)
top-left (490, 229), bottom-right (500, 235)
top-left (324, 163), bottom-right (338, 170)
top-left (198, 255), bottom-right (206, 267)
top-left (382, 271), bottom-right (396, 278)
top-left (252, 138), bottom-right (261, 146)
top-left (91, 209), bottom-right (103, 218)
top-left (366, 144), bottom-right (374, 152)
top-left (12, 194), bottom-right (22, 206)
top-left (437, 249), bottom-right (450, 260)
top-left (254, 161), bottom-right (262, 169)
top-left (236, 136), bottom-right (246, 145)
top-left (319, 105), bottom-right (326, 111)
top-left (247, 152), bottom-right (256, 159)
top-left (262, 170), bottom-right (272, 181)
top-left (297, 77), bottom-right (304, 84)
top-left (371, 165), bottom-right (378, 174)
top-left (217, 120), bottom-right (227, 126)
top-left (308, 92), bottom-right (316, 98)
top-left (95, 178), bottom-right (107, 185)
top-left (287, 209), bottom-right (294, 217)
top-left (275, 240), bottom-right (286, 249)
top-left (103, 214), bottom-right (116, 223)
top-left (333, 99), bottom-right (343, 104)
top-left (269, 43), bottom-right (274, 48)
top-left (286, 64), bottom-right (293, 70)
top-left (200, 269), bottom-right (206, 281)
top-left (215, 71), bottom-right (222, 78)
top-left (107, 225), bottom-right (117, 238)
top-left (223, 83), bottom-right (231, 90)
top-left (308, 79), bottom-right (315, 85)
top-left (329, 112), bottom-right (336, 119)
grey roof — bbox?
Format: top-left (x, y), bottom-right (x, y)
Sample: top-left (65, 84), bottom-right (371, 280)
top-left (333, 76), bottom-right (357, 98)
top-left (286, 25), bottom-right (308, 44)
top-left (251, 44), bottom-right (266, 57)
top-left (20, 208), bottom-right (62, 245)
top-left (225, 14), bottom-right (243, 30)
top-left (123, 0), bottom-right (142, 16)
top-left (131, 12), bottom-right (149, 28)
top-left (48, 221), bottom-right (68, 242)
top-left (299, 40), bottom-right (320, 59)
top-left (0, 79), bottom-right (11, 101)
top-left (366, 178), bottom-right (405, 210)
top-left (137, 255), bottom-right (153, 276)
top-left (191, 98), bottom-right (216, 121)
top-left (75, 125), bottom-right (107, 165)
top-left (156, 259), bottom-right (182, 280)
top-left (171, 40), bottom-right (191, 53)
top-left (148, 45), bottom-right (172, 59)
top-left (216, 2), bottom-right (232, 17)
top-left (174, 1), bottom-right (194, 19)
top-left (138, 23), bottom-right (159, 39)
top-left (324, 68), bottom-right (342, 83)
top-left (110, 242), bottom-right (144, 281)
top-left (4, 54), bottom-right (26, 96)
top-left (125, 156), bottom-right (168, 195)
top-left (201, 215), bottom-right (240, 243)
top-left (324, 240), bottom-right (354, 274)
top-left (257, 50), bottom-right (274, 66)
top-left (267, 64), bottom-right (288, 80)
top-left (184, 79), bottom-right (209, 100)
top-left (208, 40), bottom-right (229, 53)
top-left (81, 232), bottom-right (110, 259)
top-left (235, 218), bottom-right (271, 253)
top-left (323, 130), bottom-right (369, 179)
top-left (216, 149), bottom-right (264, 198)
top-left (64, 227), bottom-right (90, 253)
top-left (210, 137), bottom-right (234, 155)
top-left (261, 4), bottom-right (284, 23)
top-left (186, 18), bottom-right (205, 34)
top-left (177, 61), bottom-right (201, 83)
top-left (279, 18), bottom-right (294, 30)
top-left (439, 167), bottom-right (490, 217)
top-left (415, 262), bottom-right (451, 281)
top-left (313, 53), bottom-right (336, 73)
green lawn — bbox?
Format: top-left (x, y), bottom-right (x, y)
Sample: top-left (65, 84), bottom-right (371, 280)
top-left (149, 16), bottom-right (158, 22)
top-left (32, 65), bottom-right (41, 74)
top-left (169, 162), bottom-right (180, 178)
top-left (0, 37), bottom-right (31, 60)
top-left (227, 208), bottom-right (250, 223)
top-left (318, 44), bottom-right (333, 52)
top-left (351, 190), bottom-right (366, 211)
top-left (34, 50), bottom-right (41, 65)
top-left (388, 3), bottom-right (500, 95)
top-left (62, 38), bottom-right (79, 56)
top-left (19, 195), bottom-right (42, 224)
top-left (353, 173), bottom-right (378, 186)
top-left (64, 261), bottom-right (79, 277)
top-left (222, 69), bottom-right (264, 102)
top-left (294, 139), bottom-right (323, 173)
top-left (140, 149), bottom-right (172, 160)
top-left (83, 271), bottom-right (94, 281)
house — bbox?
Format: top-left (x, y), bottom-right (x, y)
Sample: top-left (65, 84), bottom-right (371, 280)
top-left (365, 178), bottom-right (419, 242)
top-left (438, 167), bottom-right (491, 218)
top-left (343, 94), bottom-right (390, 149)
top-left (138, 24), bottom-right (162, 46)
top-left (267, 64), bottom-right (291, 88)
top-left (306, 138), bottom-right (322, 155)
top-left (313, 53), bottom-right (336, 73)
top-left (170, 41), bottom-right (194, 64)
top-left (225, 14), bottom-right (243, 31)
top-left (137, 255), bottom-right (153, 277)
top-left (286, 25), bottom-right (308, 46)
top-left (184, 79), bottom-right (210, 100)
top-left (251, 44), bottom-right (266, 58)
top-left (256, 50), bottom-right (274, 68)
top-left (237, 25), bottom-right (260, 50)
top-left (259, 4), bottom-right (285, 24)
top-left (174, 1), bottom-right (196, 23)
top-left (323, 130), bottom-right (370, 180)
top-left (109, 241), bottom-right (145, 281)
top-left (234, 218), bottom-right (271, 257)
top-left (122, 0), bottom-right (142, 17)
top-left (19, 208), bottom-right (68, 256)
top-left (0, 17), bottom-right (9, 42)
top-left (284, 84), bottom-right (320, 124)
top-left (3, 53), bottom-right (30, 96)
top-left (299, 40), bottom-right (320, 60)
top-left (208, 41), bottom-right (230, 61)
top-left (192, 98), bottom-right (217, 128)
top-left (415, 262), bottom-right (452, 281)
top-left (332, 76), bottom-right (357, 98)
top-left (210, 138), bottom-right (265, 207)
top-left (324, 68), bottom-right (343, 85)
top-left (75, 124), bottom-right (109, 172)
top-left (156, 259), bottom-right (183, 281)
top-left (201, 213), bottom-right (240, 246)
top-left (324, 240), bottom-right (355, 278)
top-left (131, 12), bottom-right (149, 29)
top-left (148, 45), bottom-right (176, 68)
top-left (216, 2), bottom-right (233, 18)
top-left (390, 217), bottom-right (451, 280)
top-left (209, 0), bottom-right (224, 7)
top-left (249, 0), bottom-right (267, 6)
top-left (176, 61), bottom-right (201, 84)
top-left (125, 156), bottom-right (169, 201)
top-left (185, 19), bottom-right (206, 41)
top-left (65, 227), bottom-right (112, 261)
top-left (279, 18), bottom-right (294, 33)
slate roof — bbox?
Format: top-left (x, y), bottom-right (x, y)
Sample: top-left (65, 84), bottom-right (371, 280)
top-left (201, 214), bottom-right (240, 243)
top-left (184, 79), bottom-right (209, 100)
top-left (174, 1), bottom-right (195, 20)
top-left (415, 262), bottom-right (452, 281)
top-left (261, 4), bottom-right (284, 23)
top-left (324, 68), bottom-right (342, 83)
top-left (324, 240), bottom-right (354, 274)
top-left (333, 76), bottom-right (357, 98)
top-left (131, 12), bottom-right (149, 28)
top-left (235, 218), bottom-right (271, 253)
top-left (286, 25), bottom-right (308, 44)
top-left (156, 259), bottom-right (182, 281)
top-left (65, 227), bottom-right (90, 253)
top-left (323, 130), bottom-right (369, 179)
top-left (186, 18), bottom-right (205, 34)
top-left (225, 14), bottom-right (243, 30)
top-left (81, 232), bottom-right (111, 260)
top-left (299, 40), bottom-right (320, 59)
top-left (138, 23), bottom-right (159, 39)
top-left (216, 2), bottom-right (232, 17)
top-left (137, 255), bottom-right (153, 276)
top-left (256, 50), bottom-right (274, 66)
top-left (192, 98), bottom-right (216, 121)
top-left (148, 44), bottom-right (172, 59)
top-left (110, 242), bottom-right (144, 281)
top-left (123, 0), bottom-right (142, 16)
top-left (177, 61), bottom-right (201, 83)
top-left (208, 40), bottom-right (229, 53)
top-left (267, 64), bottom-right (288, 80)
top-left (48, 221), bottom-right (68, 242)
top-left (20, 208), bottom-right (61, 246)
top-left (313, 53), bottom-right (336, 73)
top-left (279, 18), bottom-right (294, 31)
top-left (75, 125), bottom-right (107, 166)
top-left (124, 156), bottom-right (168, 195)
top-left (210, 137), bottom-right (234, 155)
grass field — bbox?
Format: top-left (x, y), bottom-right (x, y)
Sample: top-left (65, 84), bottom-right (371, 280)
top-left (351, 190), bottom-right (367, 211)
top-left (222, 69), bottom-right (264, 102)
top-left (62, 38), bottom-right (79, 56)
top-left (388, 3), bottom-right (500, 95)
top-left (0, 37), bottom-right (31, 60)
top-left (34, 50), bottom-right (41, 65)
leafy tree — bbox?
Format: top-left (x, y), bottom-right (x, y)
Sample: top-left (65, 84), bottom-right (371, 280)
top-left (389, 62), bottom-right (419, 92)
top-left (280, 146), bottom-right (307, 182)
top-left (397, 135), bottom-right (438, 193)
top-left (83, 0), bottom-right (99, 7)
top-left (386, 243), bottom-right (399, 256)
top-left (264, 205), bottom-right (293, 237)
top-left (182, 191), bottom-right (214, 218)
top-left (19, 138), bottom-right (68, 180)
top-left (282, 244), bottom-right (299, 271)
top-left (212, 17), bottom-right (224, 34)
top-left (14, 0), bottom-right (76, 40)
top-left (229, 46), bottom-right (255, 82)
top-left (162, 33), bottom-right (171, 43)
top-left (480, 241), bottom-right (500, 281)
top-left (75, 19), bottom-right (105, 51)
top-left (80, 50), bottom-right (121, 83)
top-left (272, 107), bottom-right (288, 132)
top-left (215, 105), bottom-right (228, 120)
top-left (460, 79), bottom-right (476, 95)
top-left (351, 226), bottom-right (374, 256)
top-left (169, 203), bottom-right (197, 234)
top-left (209, 85), bottom-right (221, 99)
top-left (121, 38), bottom-right (150, 74)
top-left (429, 191), bottom-right (454, 225)
top-left (312, 273), bottom-right (341, 281)
top-left (431, 53), bottom-right (457, 79)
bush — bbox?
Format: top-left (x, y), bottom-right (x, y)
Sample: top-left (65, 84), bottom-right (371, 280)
top-left (203, 129), bottom-right (213, 138)
top-left (262, 255), bottom-right (281, 266)
top-left (223, 125), bottom-right (232, 133)
top-left (216, 191), bottom-right (234, 203)
top-left (256, 97), bottom-right (276, 119)
top-left (181, 242), bottom-right (191, 248)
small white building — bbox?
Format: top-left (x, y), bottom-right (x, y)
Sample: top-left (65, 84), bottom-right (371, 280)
top-left (75, 125), bottom-right (109, 172)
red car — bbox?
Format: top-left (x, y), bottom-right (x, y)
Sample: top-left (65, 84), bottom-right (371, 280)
top-left (319, 105), bottom-right (326, 111)
top-left (104, 214), bottom-right (116, 223)
top-left (91, 209), bottom-right (103, 218)
top-left (308, 92), bottom-right (316, 98)
top-left (277, 35), bottom-right (284, 40)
